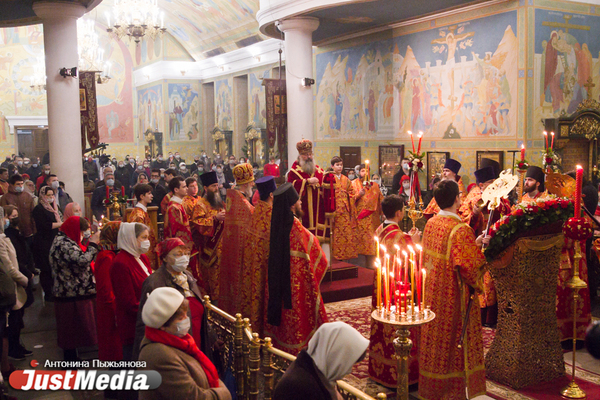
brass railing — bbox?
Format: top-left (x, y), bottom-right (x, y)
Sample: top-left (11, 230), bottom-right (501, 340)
top-left (203, 296), bottom-right (386, 400)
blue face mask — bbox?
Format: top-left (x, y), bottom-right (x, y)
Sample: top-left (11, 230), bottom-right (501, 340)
top-left (3, 220), bottom-right (9, 230)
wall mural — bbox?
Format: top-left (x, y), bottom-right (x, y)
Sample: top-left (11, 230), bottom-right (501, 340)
top-left (137, 84), bottom-right (164, 142)
top-left (168, 82), bottom-right (200, 141)
top-left (97, 30), bottom-right (135, 143)
top-left (0, 25), bottom-right (47, 142)
top-left (316, 11), bottom-right (518, 141)
top-left (534, 9), bottom-right (600, 122)
top-left (215, 78), bottom-right (232, 130)
top-left (249, 71), bottom-right (268, 128)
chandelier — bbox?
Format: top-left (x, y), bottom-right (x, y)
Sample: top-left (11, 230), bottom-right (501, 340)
top-left (78, 18), bottom-right (111, 84)
top-left (105, 0), bottom-right (166, 44)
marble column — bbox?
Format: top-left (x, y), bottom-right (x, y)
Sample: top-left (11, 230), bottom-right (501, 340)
top-left (33, 1), bottom-right (86, 212)
top-left (276, 17), bottom-right (319, 167)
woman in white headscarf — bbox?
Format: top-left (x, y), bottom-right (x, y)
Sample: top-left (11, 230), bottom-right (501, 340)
top-left (109, 222), bottom-right (151, 361)
top-left (273, 321), bottom-right (369, 400)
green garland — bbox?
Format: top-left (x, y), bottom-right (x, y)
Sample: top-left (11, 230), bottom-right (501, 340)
top-left (484, 197), bottom-right (574, 261)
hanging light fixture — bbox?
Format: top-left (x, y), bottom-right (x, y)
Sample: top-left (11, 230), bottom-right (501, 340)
top-left (105, 0), bottom-right (166, 44)
top-left (78, 18), bottom-right (111, 84)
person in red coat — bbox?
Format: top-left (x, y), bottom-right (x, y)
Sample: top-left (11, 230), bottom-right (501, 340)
top-left (263, 157), bottom-right (280, 178)
top-left (94, 221), bottom-right (123, 362)
top-left (110, 222), bottom-right (152, 361)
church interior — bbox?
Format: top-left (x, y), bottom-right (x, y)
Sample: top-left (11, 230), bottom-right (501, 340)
top-left (2, 0), bottom-right (600, 399)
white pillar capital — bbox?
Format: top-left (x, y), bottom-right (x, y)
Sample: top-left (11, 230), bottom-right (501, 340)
top-left (276, 17), bottom-right (320, 34)
top-left (33, 1), bottom-right (86, 20)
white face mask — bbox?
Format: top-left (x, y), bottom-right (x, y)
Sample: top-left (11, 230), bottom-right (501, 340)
top-left (73, 211), bottom-right (81, 216)
top-left (402, 163), bottom-right (409, 170)
top-left (174, 317), bottom-right (190, 337)
top-left (171, 255), bottom-right (189, 272)
top-left (139, 239), bottom-right (151, 252)
top-left (403, 182), bottom-right (411, 190)
top-left (83, 230), bottom-right (92, 239)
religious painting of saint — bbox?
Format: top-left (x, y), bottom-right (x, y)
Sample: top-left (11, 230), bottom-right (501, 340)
top-left (427, 151), bottom-right (449, 181)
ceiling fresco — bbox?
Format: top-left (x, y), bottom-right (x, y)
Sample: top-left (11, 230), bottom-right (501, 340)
top-left (92, 0), bottom-right (263, 61)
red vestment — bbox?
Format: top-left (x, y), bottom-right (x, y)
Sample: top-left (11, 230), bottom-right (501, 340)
top-left (127, 205), bottom-right (158, 270)
top-left (263, 163), bottom-right (280, 178)
top-left (352, 179), bottom-right (383, 256)
top-left (218, 189), bottom-right (254, 316)
top-left (419, 214), bottom-right (487, 400)
top-left (263, 218), bottom-right (328, 355)
top-left (323, 172), bottom-right (358, 260)
top-left (94, 250), bottom-right (123, 361)
top-left (369, 222), bottom-right (418, 386)
top-left (182, 195), bottom-right (198, 219)
top-left (160, 191), bottom-right (172, 216)
top-left (287, 161), bottom-right (327, 240)
top-left (243, 200), bottom-right (272, 336)
top-left (424, 177), bottom-right (466, 218)
top-left (190, 197), bottom-right (224, 301)
top-left (165, 198), bottom-right (199, 284)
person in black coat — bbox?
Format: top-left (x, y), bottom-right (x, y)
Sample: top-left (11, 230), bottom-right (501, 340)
top-left (115, 162), bottom-right (131, 194)
top-left (273, 322), bottom-right (368, 400)
top-left (91, 172), bottom-right (124, 220)
top-left (149, 169), bottom-right (168, 209)
top-left (32, 186), bottom-right (63, 301)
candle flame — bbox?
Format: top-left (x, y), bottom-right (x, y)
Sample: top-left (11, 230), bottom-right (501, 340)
top-left (394, 244), bottom-right (400, 250)
top-left (402, 250), bottom-right (408, 256)
top-left (374, 236), bottom-right (379, 242)
top-left (385, 254), bottom-right (390, 259)
top-left (418, 131), bottom-right (423, 137)
top-left (543, 131), bottom-right (547, 136)
top-left (390, 272), bottom-right (394, 278)
top-left (521, 144), bottom-right (524, 150)
top-left (407, 245), bottom-right (415, 254)
top-left (380, 244), bottom-right (387, 252)
top-left (415, 244), bottom-right (423, 251)
top-left (365, 160), bottom-right (369, 164)
top-left (576, 165), bottom-right (582, 170)
top-left (408, 131), bottom-right (413, 136)
top-left (551, 131), bottom-right (555, 136)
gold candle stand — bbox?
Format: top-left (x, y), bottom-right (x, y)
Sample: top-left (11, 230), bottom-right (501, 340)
top-left (561, 240), bottom-right (587, 399)
top-left (517, 169), bottom-right (526, 203)
top-left (371, 308), bottom-right (435, 400)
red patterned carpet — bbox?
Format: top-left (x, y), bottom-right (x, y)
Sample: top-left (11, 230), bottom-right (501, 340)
top-left (325, 297), bottom-right (600, 400)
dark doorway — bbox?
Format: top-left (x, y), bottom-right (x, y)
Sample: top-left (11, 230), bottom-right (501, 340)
top-left (339, 146), bottom-right (361, 175)
top-left (17, 127), bottom-right (48, 161)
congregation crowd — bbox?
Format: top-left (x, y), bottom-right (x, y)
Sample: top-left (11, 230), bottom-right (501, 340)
top-left (0, 140), bottom-right (596, 400)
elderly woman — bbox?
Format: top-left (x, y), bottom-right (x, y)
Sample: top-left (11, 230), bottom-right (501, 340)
top-left (49, 216), bottom-right (99, 361)
top-left (273, 321), bottom-right (369, 400)
top-left (132, 238), bottom-right (215, 362)
top-left (139, 287), bottom-right (231, 400)
top-left (62, 202), bottom-right (82, 220)
top-left (23, 180), bottom-right (38, 206)
top-left (32, 186), bottom-right (62, 301)
top-left (94, 221), bottom-right (123, 362)
top-left (110, 222), bottom-right (152, 361)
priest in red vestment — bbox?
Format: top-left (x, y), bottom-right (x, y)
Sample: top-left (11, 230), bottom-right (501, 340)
top-left (265, 183), bottom-right (328, 355)
top-left (423, 158), bottom-right (466, 218)
top-left (287, 139), bottom-right (327, 240)
top-left (352, 165), bottom-right (383, 264)
top-left (370, 195), bottom-right (420, 386)
top-left (127, 183), bottom-right (158, 270)
top-left (243, 176), bottom-right (276, 336)
top-left (263, 156), bottom-right (280, 178)
top-left (219, 163), bottom-right (255, 316)
top-left (182, 177), bottom-right (200, 218)
top-left (190, 171), bottom-right (225, 301)
top-left (322, 156), bottom-right (358, 261)
top-left (419, 180), bottom-right (487, 400)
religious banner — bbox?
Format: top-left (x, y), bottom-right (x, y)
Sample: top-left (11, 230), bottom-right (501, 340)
top-left (264, 78), bottom-right (287, 170)
top-left (79, 71), bottom-right (99, 152)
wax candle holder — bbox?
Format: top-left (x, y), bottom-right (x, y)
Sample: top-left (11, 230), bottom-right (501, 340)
top-left (371, 306), bottom-right (435, 400)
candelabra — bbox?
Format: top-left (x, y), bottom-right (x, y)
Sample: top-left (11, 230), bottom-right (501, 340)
top-left (406, 197), bottom-right (424, 230)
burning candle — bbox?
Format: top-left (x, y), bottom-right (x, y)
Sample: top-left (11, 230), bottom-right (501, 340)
top-left (417, 131), bottom-right (423, 154)
top-left (384, 254), bottom-right (391, 312)
top-left (395, 289), bottom-right (400, 314)
top-left (106, 185), bottom-right (110, 200)
top-left (543, 131), bottom-right (548, 149)
top-left (402, 250), bottom-right (408, 283)
top-left (375, 236), bottom-right (380, 260)
top-left (551, 131), bottom-right (555, 150)
top-left (389, 271), bottom-right (394, 312)
top-left (408, 131), bottom-right (415, 153)
top-left (394, 244), bottom-right (401, 284)
top-left (376, 259), bottom-right (382, 310)
top-left (365, 160), bottom-right (370, 183)
top-left (121, 185), bottom-right (125, 197)
top-left (422, 269), bottom-right (426, 309)
top-left (520, 144), bottom-right (525, 162)
top-left (416, 244), bottom-right (423, 271)
top-left (575, 165), bottom-right (583, 217)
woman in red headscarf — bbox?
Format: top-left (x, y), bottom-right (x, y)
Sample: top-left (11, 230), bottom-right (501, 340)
top-left (94, 221), bottom-right (122, 362)
top-left (132, 238), bottom-right (218, 365)
top-left (49, 216), bottom-right (99, 361)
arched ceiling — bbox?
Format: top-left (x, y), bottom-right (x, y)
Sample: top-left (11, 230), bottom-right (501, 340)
top-left (92, 0), bottom-right (264, 62)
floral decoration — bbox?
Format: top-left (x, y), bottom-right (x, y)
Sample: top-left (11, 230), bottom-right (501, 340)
top-left (484, 197), bottom-right (574, 261)
top-left (515, 160), bottom-right (530, 171)
top-left (563, 217), bottom-right (593, 241)
top-left (542, 148), bottom-right (560, 172)
top-left (103, 194), bottom-right (128, 207)
top-left (407, 150), bottom-right (425, 172)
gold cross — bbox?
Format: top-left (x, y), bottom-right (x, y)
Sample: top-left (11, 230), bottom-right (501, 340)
top-left (541, 14), bottom-right (590, 33)
top-left (584, 76), bottom-right (595, 98)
